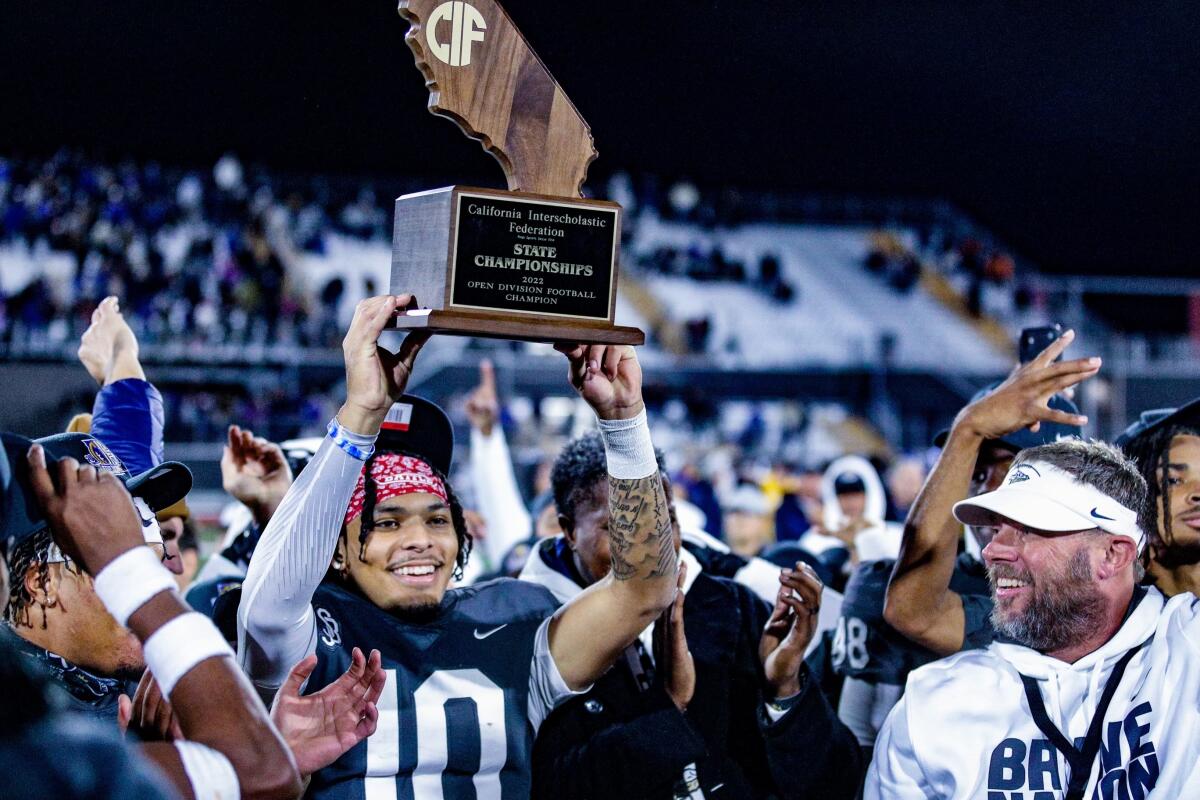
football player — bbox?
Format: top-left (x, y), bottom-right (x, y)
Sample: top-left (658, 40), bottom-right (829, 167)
top-left (238, 294), bottom-right (679, 798)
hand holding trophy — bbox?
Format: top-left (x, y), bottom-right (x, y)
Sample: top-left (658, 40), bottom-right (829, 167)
top-left (390, 0), bottom-right (644, 346)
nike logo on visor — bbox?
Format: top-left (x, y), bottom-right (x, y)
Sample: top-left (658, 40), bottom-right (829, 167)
top-left (473, 624), bottom-right (508, 640)
top-left (1091, 507), bottom-right (1117, 521)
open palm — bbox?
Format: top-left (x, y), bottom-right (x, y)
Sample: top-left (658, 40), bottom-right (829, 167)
top-left (270, 647), bottom-right (386, 777)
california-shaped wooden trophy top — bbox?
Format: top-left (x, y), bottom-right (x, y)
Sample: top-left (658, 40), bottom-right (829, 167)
top-left (398, 0), bottom-right (597, 198)
top-left (390, 0), bottom-right (643, 345)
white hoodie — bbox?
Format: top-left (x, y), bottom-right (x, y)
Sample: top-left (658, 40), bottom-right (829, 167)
top-left (866, 587), bottom-right (1200, 799)
top-left (801, 454), bottom-right (903, 563)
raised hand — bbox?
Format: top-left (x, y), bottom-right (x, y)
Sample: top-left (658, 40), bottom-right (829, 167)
top-left (77, 295), bottom-right (144, 386)
top-left (759, 561), bottom-right (823, 700)
top-left (221, 424), bottom-right (293, 526)
top-left (340, 295), bottom-right (430, 435)
top-left (652, 562), bottom-right (694, 712)
top-left (26, 443), bottom-right (142, 574)
top-left (553, 343), bottom-right (643, 421)
top-left (270, 648), bottom-right (386, 777)
top-left (956, 329), bottom-right (1095, 439)
top-left (465, 359), bottom-right (499, 436)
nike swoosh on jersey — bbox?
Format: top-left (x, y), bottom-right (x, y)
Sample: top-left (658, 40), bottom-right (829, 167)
top-left (473, 624), bottom-right (508, 640)
top-left (1091, 507), bottom-right (1117, 521)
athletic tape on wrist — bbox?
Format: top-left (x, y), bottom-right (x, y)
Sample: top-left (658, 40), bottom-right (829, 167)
top-left (144, 613), bottom-right (235, 697)
top-left (93, 547), bottom-right (178, 628)
top-left (597, 411), bottom-right (658, 479)
top-left (174, 741), bottom-right (240, 800)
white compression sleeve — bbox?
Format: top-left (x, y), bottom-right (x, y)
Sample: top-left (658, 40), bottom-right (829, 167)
top-left (237, 424), bottom-right (376, 690)
top-left (469, 426), bottom-right (532, 569)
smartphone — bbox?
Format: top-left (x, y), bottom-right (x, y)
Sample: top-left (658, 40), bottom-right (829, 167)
top-left (1019, 324), bottom-right (1064, 363)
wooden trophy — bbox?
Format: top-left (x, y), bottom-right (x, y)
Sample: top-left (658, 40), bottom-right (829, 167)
top-left (390, 0), bottom-right (644, 345)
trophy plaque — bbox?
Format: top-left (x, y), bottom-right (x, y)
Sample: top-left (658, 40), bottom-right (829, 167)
top-left (390, 0), bottom-right (644, 345)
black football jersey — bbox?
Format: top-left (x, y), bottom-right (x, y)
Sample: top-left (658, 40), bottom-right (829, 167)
top-left (303, 577), bottom-right (561, 800)
top-left (830, 559), bottom-right (941, 686)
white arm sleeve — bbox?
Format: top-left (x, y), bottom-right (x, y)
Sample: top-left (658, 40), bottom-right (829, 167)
top-left (526, 615), bottom-right (589, 733)
top-left (864, 695), bottom-right (938, 800)
top-left (469, 426), bottom-right (532, 569)
top-left (237, 426), bottom-right (373, 690)
top-left (174, 741), bottom-right (240, 800)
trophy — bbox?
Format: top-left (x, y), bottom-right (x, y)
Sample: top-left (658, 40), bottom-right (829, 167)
top-left (390, 0), bottom-right (644, 345)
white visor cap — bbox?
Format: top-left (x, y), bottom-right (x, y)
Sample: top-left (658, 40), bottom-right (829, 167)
top-left (953, 460), bottom-right (1145, 553)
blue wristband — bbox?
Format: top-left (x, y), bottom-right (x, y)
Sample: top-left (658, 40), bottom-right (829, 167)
top-left (327, 418), bottom-right (376, 462)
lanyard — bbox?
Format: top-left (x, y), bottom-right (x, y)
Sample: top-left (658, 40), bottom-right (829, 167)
top-left (1019, 640), bottom-right (1147, 800)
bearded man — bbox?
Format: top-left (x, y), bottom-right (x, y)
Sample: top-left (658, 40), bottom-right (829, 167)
top-left (867, 439), bottom-right (1200, 799)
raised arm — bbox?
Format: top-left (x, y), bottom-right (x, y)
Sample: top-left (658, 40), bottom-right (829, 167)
top-left (79, 296), bottom-right (162, 476)
top-left (238, 295), bottom-right (428, 690)
top-left (883, 331), bottom-right (1096, 654)
top-left (27, 445), bottom-right (301, 800)
top-left (546, 344), bottom-right (678, 690)
top-left (466, 359), bottom-right (533, 565)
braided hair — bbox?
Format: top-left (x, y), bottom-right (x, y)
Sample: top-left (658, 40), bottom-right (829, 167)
top-left (348, 450), bottom-right (473, 581)
top-left (5, 528), bottom-right (80, 630)
top-left (1124, 423), bottom-right (1200, 567)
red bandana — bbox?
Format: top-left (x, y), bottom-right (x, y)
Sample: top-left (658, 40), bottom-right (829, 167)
top-left (344, 453), bottom-right (449, 527)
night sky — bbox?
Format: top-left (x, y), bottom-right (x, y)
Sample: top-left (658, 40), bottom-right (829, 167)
top-left (3, 1), bottom-right (1198, 278)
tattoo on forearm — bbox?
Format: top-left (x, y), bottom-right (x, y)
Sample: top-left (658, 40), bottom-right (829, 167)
top-left (607, 473), bottom-right (675, 581)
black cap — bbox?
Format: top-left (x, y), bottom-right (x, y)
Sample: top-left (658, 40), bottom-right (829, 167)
top-left (1115, 397), bottom-right (1200, 448)
top-left (833, 473), bottom-right (867, 495)
top-left (375, 395), bottom-right (454, 476)
top-left (933, 383), bottom-right (1083, 451)
top-left (1, 431), bottom-right (192, 559)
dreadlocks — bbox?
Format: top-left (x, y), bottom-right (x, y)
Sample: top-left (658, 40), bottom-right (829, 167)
top-left (350, 451), bottom-right (473, 581)
top-left (4, 528), bottom-right (79, 630)
top-left (1124, 423), bottom-right (1200, 567)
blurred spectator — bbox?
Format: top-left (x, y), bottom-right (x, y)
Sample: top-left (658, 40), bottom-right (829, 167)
top-left (723, 484), bottom-right (774, 557)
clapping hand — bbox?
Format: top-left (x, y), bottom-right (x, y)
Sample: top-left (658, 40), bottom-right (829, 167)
top-left (759, 561), bottom-right (823, 700)
top-left (270, 648), bottom-right (387, 777)
top-left (652, 562), bottom-right (694, 712)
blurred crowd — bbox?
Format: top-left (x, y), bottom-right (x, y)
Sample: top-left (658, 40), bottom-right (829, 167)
top-left (0, 150), bottom-right (390, 351)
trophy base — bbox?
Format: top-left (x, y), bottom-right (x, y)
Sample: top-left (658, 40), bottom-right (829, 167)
top-left (389, 309), bottom-right (645, 346)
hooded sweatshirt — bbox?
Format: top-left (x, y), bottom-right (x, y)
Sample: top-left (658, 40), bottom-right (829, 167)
top-left (802, 455), bottom-right (903, 563)
top-left (866, 587), bottom-right (1200, 799)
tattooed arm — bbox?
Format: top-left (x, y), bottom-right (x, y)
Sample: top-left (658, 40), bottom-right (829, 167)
top-left (548, 345), bottom-right (679, 691)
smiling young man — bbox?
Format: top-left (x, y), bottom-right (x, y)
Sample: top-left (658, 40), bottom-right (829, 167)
top-left (238, 295), bottom-right (679, 799)
top-left (867, 439), bottom-right (1200, 799)
top-left (1118, 399), bottom-right (1200, 598)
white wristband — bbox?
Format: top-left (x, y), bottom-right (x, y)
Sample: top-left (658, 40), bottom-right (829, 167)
top-left (144, 613), bottom-right (236, 696)
top-left (175, 741), bottom-right (240, 800)
top-left (597, 410), bottom-right (658, 479)
top-left (93, 547), bottom-right (178, 628)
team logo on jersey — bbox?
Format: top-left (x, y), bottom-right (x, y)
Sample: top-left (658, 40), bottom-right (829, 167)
top-left (316, 606), bottom-right (342, 648)
top-left (986, 702), bottom-right (1157, 800)
top-left (82, 437), bottom-right (127, 476)
top-left (1007, 463), bottom-right (1042, 485)
top-left (426, 1), bottom-right (487, 67)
